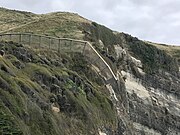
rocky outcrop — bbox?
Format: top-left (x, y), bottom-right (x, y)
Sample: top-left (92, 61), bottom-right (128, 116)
top-left (115, 43), bottom-right (180, 135)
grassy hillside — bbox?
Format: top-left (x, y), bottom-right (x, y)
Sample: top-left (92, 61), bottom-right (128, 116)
top-left (0, 7), bottom-right (40, 32)
top-left (0, 8), bottom-right (90, 40)
top-left (0, 41), bottom-right (117, 135)
top-left (0, 8), bottom-right (180, 134)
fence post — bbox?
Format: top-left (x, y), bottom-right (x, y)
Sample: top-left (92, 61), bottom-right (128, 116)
top-left (9, 34), bottom-right (12, 40)
top-left (82, 42), bottom-right (87, 54)
top-left (19, 34), bottom-right (22, 43)
top-left (39, 36), bottom-right (41, 47)
top-left (49, 37), bottom-right (51, 49)
top-left (58, 39), bottom-right (61, 53)
top-left (29, 34), bottom-right (32, 46)
top-left (70, 40), bottom-right (73, 50)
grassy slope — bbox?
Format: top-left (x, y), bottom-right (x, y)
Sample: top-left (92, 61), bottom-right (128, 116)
top-left (0, 8), bottom-right (119, 135)
top-left (0, 41), bottom-right (117, 135)
top-left (0, 8), bottom-right (90, 40)
top-left (0, 7), bottom-right (40, 32)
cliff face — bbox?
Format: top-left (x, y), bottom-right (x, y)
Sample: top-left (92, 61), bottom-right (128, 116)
top-left (0, 8), bottom-right (180, 135)
top-left (115, 41), bottom-right (180, 134)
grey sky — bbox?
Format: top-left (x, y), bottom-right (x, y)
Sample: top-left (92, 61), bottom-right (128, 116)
top-left (1, 0), bottom-right (180, 45)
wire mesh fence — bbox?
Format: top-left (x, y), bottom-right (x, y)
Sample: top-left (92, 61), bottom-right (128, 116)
top-left (0, 33), bottom-right (117, 82)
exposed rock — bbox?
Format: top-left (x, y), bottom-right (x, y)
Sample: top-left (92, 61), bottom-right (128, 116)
top-left (51, 103), bottom-right (60, 113)
top-left (0, 50), bottom-right (5, 56)
top-left (50, 84), bottom-right (62, 94)
top-left (98, 40), bottom-right (104, 49)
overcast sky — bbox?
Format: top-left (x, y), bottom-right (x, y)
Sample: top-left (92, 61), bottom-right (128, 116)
top-left (1, 0), bottom-right (180, 45)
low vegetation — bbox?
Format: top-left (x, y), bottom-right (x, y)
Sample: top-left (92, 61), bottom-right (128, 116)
top-left (0, 41), bottom-right (117, 135)
top-left (120, 33), bottom-right (179, 74)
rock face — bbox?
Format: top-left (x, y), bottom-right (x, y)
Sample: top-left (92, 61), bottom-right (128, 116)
top-left (114, 42), bottom-right (180, 135)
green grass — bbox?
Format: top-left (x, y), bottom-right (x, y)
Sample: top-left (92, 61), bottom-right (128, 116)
top-left (0, 8), bottom-right (89, 40)
top-left (0, 7), bottom-right (40, 33)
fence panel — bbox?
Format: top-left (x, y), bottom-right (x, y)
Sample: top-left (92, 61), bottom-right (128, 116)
top-left (50, 38), bottom-right (59, 51)
top-left (11, 34), bottom-right (19, 43)
top-left (21, 34), bottom-right (30, 45)
top-left (94, 57), bottom-right (113, 80)
top-left (84, 45), bottom-right (101, 63)
top-left (1, 34), bottom-right (11, 41)
top-left (99, 65), bottom-right (113, 80)
top-left (60, 39), bottom-right (72, 53)
top-left (41, 36), bottom-right (50, 49)
top-left (71, 41), bottom-right (84, 53)
top-left (31, 35), bottom-right (40, 48)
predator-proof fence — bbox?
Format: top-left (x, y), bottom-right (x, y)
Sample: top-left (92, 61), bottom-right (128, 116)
top-left (0, 33), bottom-right (117, 83)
